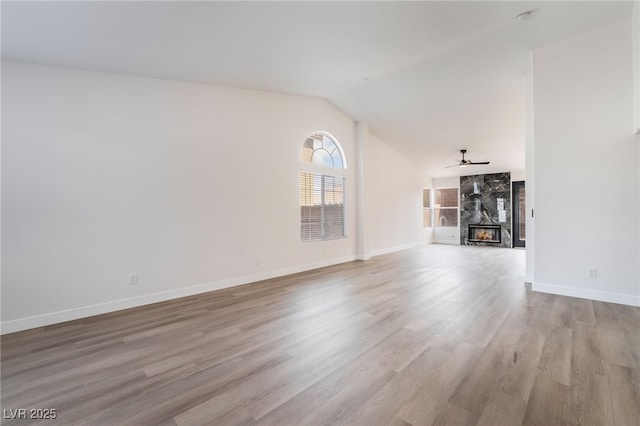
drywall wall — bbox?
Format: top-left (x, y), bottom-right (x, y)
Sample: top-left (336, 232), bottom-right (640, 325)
top-left (635, 0), bottom-right (640, 289)
top-left (524, 72), bottom-right (535, 284)
top-left (365, 132), bottom-right (425, 256)
top-left (355, 122), bottom-right (369, 260)
top-left (2, 62), bottom-right (429, 332)
top-left (1, 62), bottom-right (364, 332)
top-left (634, 0), bottom-right (639, 133)
top-left (532, 19), bottom-right (640, 306)
top-left (510, 170), bottom-right (525, 182)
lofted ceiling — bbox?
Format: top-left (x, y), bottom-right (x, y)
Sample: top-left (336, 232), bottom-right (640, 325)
top-left (2, 1), bottom-right (634, 178)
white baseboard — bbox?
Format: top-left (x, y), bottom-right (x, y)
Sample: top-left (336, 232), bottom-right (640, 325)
top-left (432, 239), bottom-right (460, 245)
top-left (1, 255), bottom-right (357, 335)
top-left (370, 241), bottom-right (426, 257)
top-left (533, 281), bottom-right (640, 307)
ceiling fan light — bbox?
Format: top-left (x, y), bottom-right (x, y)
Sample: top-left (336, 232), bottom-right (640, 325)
top-left (447, 149), bottom-right (489, 169)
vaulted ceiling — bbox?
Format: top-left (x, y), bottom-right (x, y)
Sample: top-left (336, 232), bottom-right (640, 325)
top-left (2, 1), bottom-right (634, 178)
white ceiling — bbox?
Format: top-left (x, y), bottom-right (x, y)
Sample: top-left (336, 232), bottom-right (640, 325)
top-left (2, 1), bottom-right (634, 178)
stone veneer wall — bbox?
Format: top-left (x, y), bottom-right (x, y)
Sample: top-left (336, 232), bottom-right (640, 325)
top-left (460, 172), bottom-right (511, 247)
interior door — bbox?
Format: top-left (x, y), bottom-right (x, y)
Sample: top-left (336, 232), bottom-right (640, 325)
top-left (512, 181), bottom-right (526, 248)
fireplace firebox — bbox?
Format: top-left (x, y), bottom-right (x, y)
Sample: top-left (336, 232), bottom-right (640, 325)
top-left (468, 224), bottom-right (501, 243)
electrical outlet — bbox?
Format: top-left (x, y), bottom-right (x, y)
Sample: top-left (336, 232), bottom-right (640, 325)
top-left (586, 267), bottom-right (597, 279)
top-left (129, 273), bottom-right (138, 285)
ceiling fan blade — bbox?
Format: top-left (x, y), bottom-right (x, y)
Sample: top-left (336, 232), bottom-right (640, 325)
top-left (446, 150), bottom-right (490, 168)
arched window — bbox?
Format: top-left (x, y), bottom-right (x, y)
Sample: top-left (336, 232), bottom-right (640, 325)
top-left (300, 132), bottom-right (346, 168)
top-left (299, 132), bottom-right (346, 241)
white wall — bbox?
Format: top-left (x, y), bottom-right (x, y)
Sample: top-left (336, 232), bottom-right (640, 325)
top-left (637, 1), bottom-right (640, 301)
top-left (365, 133), bottom-right (425, 256)
top-left (532, 19), bottom-right (640, 306)
top-left (2, 62), bottom-right (363, 332)
top-left (635, 3), bottom-right (640, 289)
top-left (2, 62), bottom-right (429, 333)
top-left (633, 0), bottom-right (640, 134)
top-left (510, 170), bottom-right (525, 182)
top-left (524, 72), bottom-right (535, 284)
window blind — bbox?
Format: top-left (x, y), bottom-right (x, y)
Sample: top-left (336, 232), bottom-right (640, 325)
top-left (300, 172), bottom-right (345, 241)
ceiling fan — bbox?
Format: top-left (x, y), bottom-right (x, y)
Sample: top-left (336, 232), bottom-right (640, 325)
top-left (446, 149), bottom-right (490, 168)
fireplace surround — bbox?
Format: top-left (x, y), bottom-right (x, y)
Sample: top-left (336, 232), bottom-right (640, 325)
top-left (460, 172), bottom-right (511, 247)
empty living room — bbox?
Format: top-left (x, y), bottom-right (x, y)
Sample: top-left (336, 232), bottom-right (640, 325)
top-left (1, 1), bottom-right (639, 425)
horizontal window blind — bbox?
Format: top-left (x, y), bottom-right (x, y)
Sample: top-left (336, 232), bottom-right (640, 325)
top-left (322, 175), bottom-right (345, 240)
top-left (300, 172), bottom-right (345, 241)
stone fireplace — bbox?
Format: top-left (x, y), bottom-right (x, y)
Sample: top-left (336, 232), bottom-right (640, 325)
top-left (460, 172), bottom-right (511, 248)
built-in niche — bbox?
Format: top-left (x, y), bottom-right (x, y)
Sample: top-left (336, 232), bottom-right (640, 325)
top-left (460, 172), bottom-right (511, 247)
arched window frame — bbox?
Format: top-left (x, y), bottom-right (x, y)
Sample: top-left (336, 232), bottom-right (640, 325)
top-left (299, 131), bottom-right (347, 242)
top-left (300, 131), bottom-right (347, 172)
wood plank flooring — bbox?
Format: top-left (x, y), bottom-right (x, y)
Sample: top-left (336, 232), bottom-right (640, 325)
top-left (1, 244), bottom-right (639, 425)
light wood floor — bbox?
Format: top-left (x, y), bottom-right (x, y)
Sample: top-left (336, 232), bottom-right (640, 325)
top-left (2, 245), bottom-right (639, 425)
